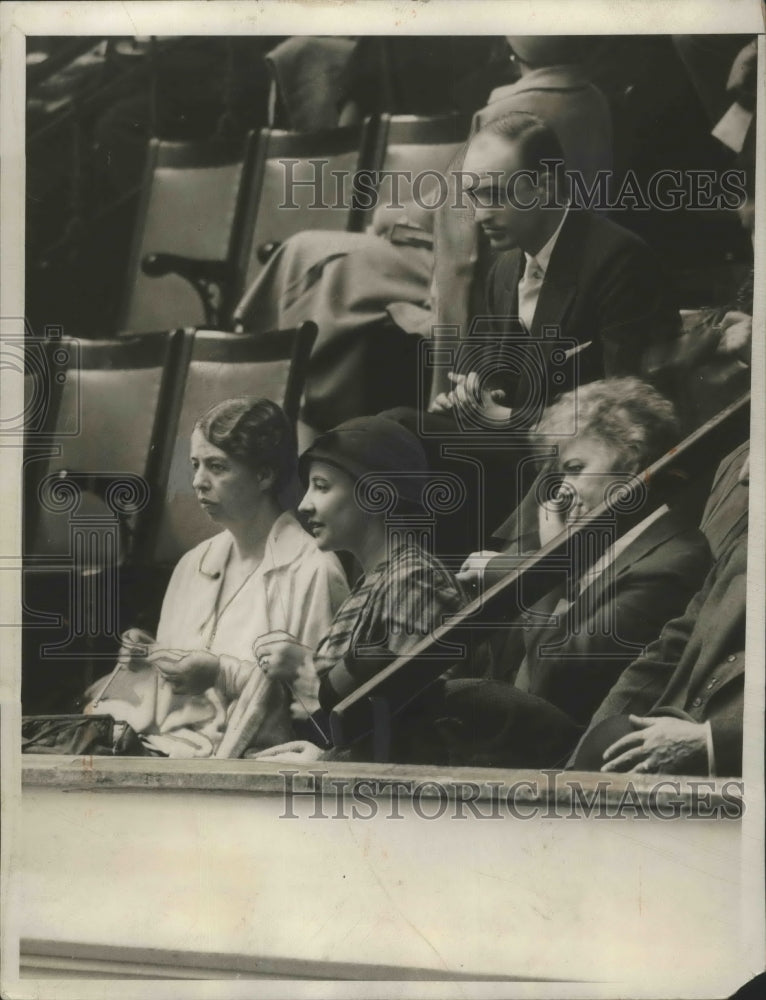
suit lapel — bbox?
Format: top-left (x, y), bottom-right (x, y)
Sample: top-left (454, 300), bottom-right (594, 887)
top-left (522, 512), bottom-right (674, 666)
top-left (530, 209), bottom-right (586, 339)
top-left (610, 508), bottom-right (684, 580)
top-left (500, 250), bottom-right (524, 316)
top-left (569, 509), bottom-right (683, 612)
top-left (683, 536), bottom-right (746, 698)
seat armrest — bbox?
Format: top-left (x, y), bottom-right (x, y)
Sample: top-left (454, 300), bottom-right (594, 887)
top-left (141, 254), bottom-right (234, 327)
top-left (256, 241), bottom-right (282, 265)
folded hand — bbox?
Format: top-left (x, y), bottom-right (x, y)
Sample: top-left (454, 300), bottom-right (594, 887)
top-left (253, 740), bottom-right (325, 763)
top-left (253, 630), bottom-right (314, 685)
top-left (148, 648), bottom-right (220, 695)
top-left (601, 715), bottom-right (709, 774)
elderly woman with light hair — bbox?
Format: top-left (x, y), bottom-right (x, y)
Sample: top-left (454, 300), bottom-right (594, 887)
top-left (446, 378), bottom-right (712, 768)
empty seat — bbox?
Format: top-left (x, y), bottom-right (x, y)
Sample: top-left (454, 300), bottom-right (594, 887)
top-left (25, 330), bottom-right (183, 563)
top-left (22, 330), bottom-right (184, 708)
top-left (147, 322), bottom-right (317, 566)
top-left (235, 122), bottom-right (375, 289)
top-left (367, 112), bottom-right (473, 218)
top-left (119, 137), bottom-right (253, 333)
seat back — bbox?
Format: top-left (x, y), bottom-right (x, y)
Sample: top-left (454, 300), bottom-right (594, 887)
top-left (367, 112), bottom-right (472, 219)
top-left (235, 123), bottom-right (374, 290)
top-left (148, 322), bottom-right (317, 566)
top-left (119, 138), bottom-right (252, 333)
top-left (25, 331), bottom-right (183, 562)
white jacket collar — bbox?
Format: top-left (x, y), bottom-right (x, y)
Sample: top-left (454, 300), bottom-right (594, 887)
top-left (197, 511), bottom-right (313, 579)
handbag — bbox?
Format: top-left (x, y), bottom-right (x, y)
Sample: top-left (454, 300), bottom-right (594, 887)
top-left (21, 714), bottom-right (160, 756)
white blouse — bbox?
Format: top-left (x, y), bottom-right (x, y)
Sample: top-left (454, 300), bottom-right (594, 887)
top-left (92, 512), bottom-right (349, 757)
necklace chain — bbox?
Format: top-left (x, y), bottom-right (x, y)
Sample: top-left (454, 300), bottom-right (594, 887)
top-left (204, 554), bottom-right (262, 650)
top-left (199, 526), bottom-right (333, 749)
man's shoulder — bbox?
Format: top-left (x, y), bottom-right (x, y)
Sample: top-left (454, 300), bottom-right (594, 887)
top-left (493, 211), bottom-right (649, 264)
top-left (701, 442), bottom-right (749, 550)
top-left (608, 510), bottom-right (709, 590)
top-left (485, 65), bottom-right (589, 105)
top-left (488, 211), bottom-right (655, 298)
top-left (637, 513), bottom-right (711, 573)
top-left (482, 66), bottom-right (606, 124)
top-left (711, 442), bottom-right (749, 494)
top-left (563, 208), bottom-right (651, 255)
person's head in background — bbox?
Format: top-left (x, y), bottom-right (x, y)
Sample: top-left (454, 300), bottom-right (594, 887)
top-left (535, 378), bottom-right (680, 522)
top-left (461, 111), bottom-right (567, 254)
top-left (191, 397), bottom-right (297, 533)
top-left (297, 415), bottom-right (428, 574)
top-left (505, 35), bottom-right (597, 73)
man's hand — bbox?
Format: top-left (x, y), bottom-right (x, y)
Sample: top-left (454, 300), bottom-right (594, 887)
top-left (253, 740), bottom-right (325, 763)
top-left (716, 310), bottom-right (751, 363)
top-left (428, 370), bottom-right (466, 413)
top-left (601, 715), bottom-right (710, 774)
top-left (428, 371), bottom-right (511, 423)
top-left (148, 648), bottom-right (220, 695)
top-left (428, 389), bottom-right (457, 414)
top-left (456, 550), bottom-right (497, 589)
top-left (253, 630), bottom-right (314, 685)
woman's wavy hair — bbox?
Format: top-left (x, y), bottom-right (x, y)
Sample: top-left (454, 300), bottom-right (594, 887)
top-left (195, 397), bottom-right (296, 493)
top-left (534, 378), bottom-right (681, 472)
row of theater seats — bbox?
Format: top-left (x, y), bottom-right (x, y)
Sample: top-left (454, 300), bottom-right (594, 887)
top-left (119, 112), bottom-right (470, 334)
top-left (22, 112), bottom-right (471, 709)
top-left (24, 323), bottom-right (317, 571)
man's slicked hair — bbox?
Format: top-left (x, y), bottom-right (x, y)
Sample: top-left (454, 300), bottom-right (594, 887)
top-left (475, 111), bottom-right (566, 174)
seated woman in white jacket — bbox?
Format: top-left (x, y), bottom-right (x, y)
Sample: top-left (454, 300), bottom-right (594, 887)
top-left (84, 397), bottom-right (349, 757)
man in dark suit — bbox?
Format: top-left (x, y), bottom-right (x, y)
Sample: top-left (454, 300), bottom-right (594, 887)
top-left (430, 112), bottom-right (681, 425)
top-left (425, 443), bottom-right (745, 773)
top-left (499, 505), bottom-right (711, 728)
top-left (572, 442), bottom-right (748, 776)
top-left (438, 501), bottom-right (711, 771)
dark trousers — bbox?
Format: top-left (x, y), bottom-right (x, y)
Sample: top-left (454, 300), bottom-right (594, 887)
top-left (337, 678), bottom-right (583, 769)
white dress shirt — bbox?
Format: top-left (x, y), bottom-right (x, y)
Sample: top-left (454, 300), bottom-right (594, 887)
top-left (517, 205), bottom-right (570, 332)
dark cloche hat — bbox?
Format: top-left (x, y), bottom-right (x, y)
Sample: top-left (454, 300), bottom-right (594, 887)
top-left (298, 415), bottom-right (429, 505)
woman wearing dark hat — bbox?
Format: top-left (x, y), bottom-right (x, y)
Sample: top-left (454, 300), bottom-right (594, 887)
top-left (156, 415), bottom-right (465, 761)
